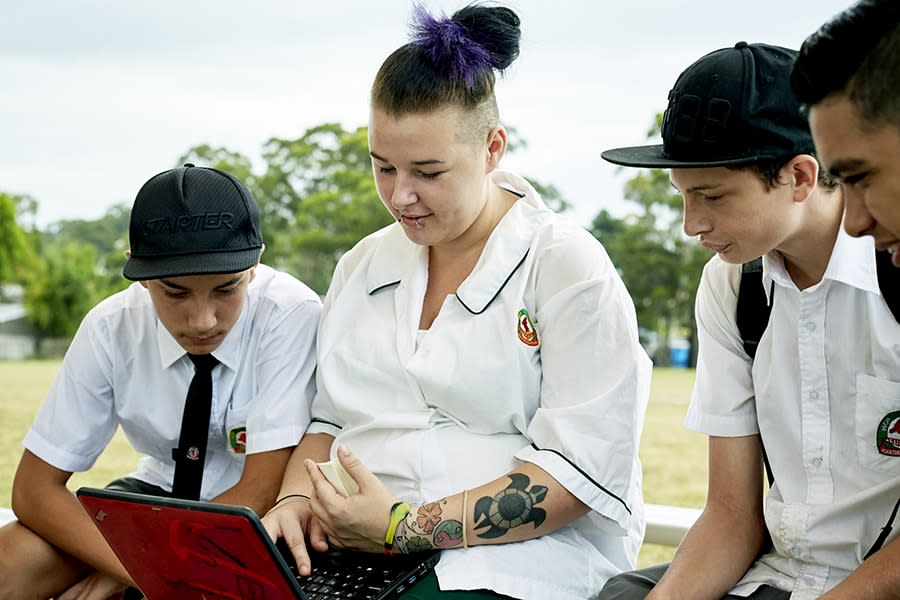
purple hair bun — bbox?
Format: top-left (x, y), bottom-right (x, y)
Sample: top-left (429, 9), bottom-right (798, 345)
top-left (409, 4), bottom-right (493, 88)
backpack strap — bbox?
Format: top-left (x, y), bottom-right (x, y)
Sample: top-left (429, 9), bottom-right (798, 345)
top-left (736, 258), bottom-right (773, 360)
top-left (736, 257), bottom-right (775, 487)
top-left (876, 249), bottom-right (900, 323)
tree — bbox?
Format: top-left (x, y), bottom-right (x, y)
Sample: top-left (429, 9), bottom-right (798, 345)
top-left (0, 193), bottom-right (37, 286)
top-left (589, 116), bottom-right (710, 365)
top-left (49, 203), bottom-right (132, 296)
top-left (260, 124), bottom-right (394, 292)
top-left (23, 241), bottom-right (104, 338)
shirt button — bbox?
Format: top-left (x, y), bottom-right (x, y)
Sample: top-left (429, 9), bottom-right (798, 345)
top-left (789, 545), bottom-right (802, 557)
top-left (809, 390), bottom-right (819, 400)
top-left (805, 321), bottom-right (816, 331)
top-left (803, 576), bottom-right (817, 587)
top-left (811, 457), bottom-right (823, 468)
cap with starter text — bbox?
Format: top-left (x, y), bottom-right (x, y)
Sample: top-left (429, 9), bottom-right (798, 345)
top-left (601, 42), bottom-right (815, 168)
top-left (123, 164), bottom-right (263, 281)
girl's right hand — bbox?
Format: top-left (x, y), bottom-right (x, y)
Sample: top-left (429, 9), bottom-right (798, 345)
top-left (262, 497), bottom-right (328, 576)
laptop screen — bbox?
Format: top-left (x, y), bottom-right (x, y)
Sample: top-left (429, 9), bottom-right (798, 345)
top-left (76, 487), bottom-right (440, 600)
top-left (78, 487), bottom-right (303, 599)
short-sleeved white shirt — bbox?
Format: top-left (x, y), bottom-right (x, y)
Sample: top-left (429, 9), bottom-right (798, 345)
top-left (687, 227), bottom-right (900, 599)
top-left (24, 264), bottom-right (321, 501)
top-left (308, 171), bottom-right (652, 600)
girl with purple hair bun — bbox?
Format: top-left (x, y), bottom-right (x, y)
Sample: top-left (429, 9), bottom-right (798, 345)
top-left (263, 4), bottom-right (650, 598)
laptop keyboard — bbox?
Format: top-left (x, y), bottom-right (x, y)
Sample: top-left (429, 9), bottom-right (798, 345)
top-left (296, 562), bottom-right (400, 599)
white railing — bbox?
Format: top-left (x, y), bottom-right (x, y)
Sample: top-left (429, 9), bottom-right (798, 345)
top-left (0, 507), bottom-right (14, 527)
top-left (644, 503), bottom-right (701, 547)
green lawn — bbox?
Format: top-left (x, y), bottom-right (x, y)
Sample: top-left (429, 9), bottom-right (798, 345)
top-left (0, 361), bottom-right (705, 568)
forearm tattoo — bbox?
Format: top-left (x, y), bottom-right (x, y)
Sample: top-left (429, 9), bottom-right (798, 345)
top-left (474, 473), bottom-right (548, 539)
top-left (395, 499), bottom-right (464, 553)
top-left (394, 473), bottom-right (549, 552)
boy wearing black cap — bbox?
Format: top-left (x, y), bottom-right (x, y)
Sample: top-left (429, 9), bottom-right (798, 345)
top-left (0, 165), bottom-right (321, 599)
top-left (792, 0), bottom-right (900, 268)
top-left (598, 43), bottom-right (900, 599)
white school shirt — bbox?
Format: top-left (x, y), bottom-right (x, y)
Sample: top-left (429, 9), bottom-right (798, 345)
top-left (686, 227), bottom-right (900, 599)
top-left (308, 171), bottom-right (652, 600)
top-left (24, 264), bottom-right (321, 500)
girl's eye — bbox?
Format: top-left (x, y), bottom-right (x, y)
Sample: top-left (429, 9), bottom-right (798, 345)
top-left (217, 288), bottom-right (238, 296)
top-left (378, 166), bottom-right (396, 174)
top-left (164, 291), bottom-right (187, 299)
top-left (418, 171), bottom-right (443, 180)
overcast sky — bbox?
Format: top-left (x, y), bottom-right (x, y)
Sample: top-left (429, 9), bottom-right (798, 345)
top-left (1, 0), bottom-right (852, 229)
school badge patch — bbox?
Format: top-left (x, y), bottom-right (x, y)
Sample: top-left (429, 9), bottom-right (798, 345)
top-left (517, 308), bottom-right (539, 347)
top-left (877, 411), bottom-right (900, 457)
top-left (229, 426), bottom-right (247, 454)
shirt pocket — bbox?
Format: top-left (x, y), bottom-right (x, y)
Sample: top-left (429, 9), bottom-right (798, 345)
top-left (856, 373), bottom-right (900, 473)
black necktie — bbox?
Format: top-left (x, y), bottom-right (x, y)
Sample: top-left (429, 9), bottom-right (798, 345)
top-left (171, 353), bottom-right (218, 500)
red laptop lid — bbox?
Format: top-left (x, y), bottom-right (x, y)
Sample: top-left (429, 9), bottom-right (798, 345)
top-left (77, 487), bottom-right (303, 600)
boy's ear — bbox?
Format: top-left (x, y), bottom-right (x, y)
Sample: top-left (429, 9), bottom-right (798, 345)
top-left (789, 154), bottom-right (820, 203)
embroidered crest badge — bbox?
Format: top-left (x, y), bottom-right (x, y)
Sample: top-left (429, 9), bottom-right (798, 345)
top-left (517, 308), bottom-right (539, 347)
top-left (185, 446), bottom-right (200, 461)
top-left (229, 426), bottom-right (247, 454)
top-left (877, 411), bottom-right (900, 457)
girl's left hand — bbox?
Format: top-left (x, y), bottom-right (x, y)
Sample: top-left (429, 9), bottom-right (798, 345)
top-left (303, 444), bottom-right (400, 553)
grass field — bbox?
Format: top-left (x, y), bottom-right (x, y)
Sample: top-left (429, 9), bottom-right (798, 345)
top-left (0, 361), bottom-right (706, 568)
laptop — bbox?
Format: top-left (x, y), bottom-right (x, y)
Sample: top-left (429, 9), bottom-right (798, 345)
top-left (76, 487), bottom-right (441, 600)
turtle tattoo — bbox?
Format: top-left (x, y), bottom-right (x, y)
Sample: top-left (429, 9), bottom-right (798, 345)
top-left (473, 473), bottom-right (548, 539)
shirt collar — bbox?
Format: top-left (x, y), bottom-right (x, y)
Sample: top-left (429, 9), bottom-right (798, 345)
top-left (364, 171), bottom-right (554, 313)
top-left (762, 224), bottom-right (879, 296)
top-left (456, 172), bottom-right (553, 313)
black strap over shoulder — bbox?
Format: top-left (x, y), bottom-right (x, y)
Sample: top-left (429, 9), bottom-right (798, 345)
top-left (876, 249), bottom-right (900, 322)
top-left (736, 257), bottom-right (774, 486)
top-left (736, 258), bottom-right (773, 360)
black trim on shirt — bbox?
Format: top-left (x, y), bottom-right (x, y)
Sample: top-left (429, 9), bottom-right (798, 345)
top-left (530, 442), bottom-right (632, 515)
top-left (455, 250), bottom-right (530, 315)
top-left (309, 417), bottom-right (343, 430)
top-left (368, 280), bottom-right (401, 295)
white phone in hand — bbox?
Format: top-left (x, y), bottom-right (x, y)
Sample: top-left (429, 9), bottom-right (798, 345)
top-left (316, 459), bottom-right (360, 497)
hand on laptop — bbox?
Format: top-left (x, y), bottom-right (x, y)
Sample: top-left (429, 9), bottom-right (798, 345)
top-left (262, 491), bottom-right (329, 577)
top-left (304, 444), bottom-right (401, 554)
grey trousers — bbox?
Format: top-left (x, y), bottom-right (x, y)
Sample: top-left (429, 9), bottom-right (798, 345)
top-left (599, 563), bottom-right (791, 600)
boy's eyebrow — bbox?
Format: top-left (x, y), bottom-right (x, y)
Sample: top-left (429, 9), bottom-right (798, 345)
top-left (158, 279), bottom-right (188, 290)
top-left (158, 275), bottom-right (242, 291)
top-left (214, 276), bottom-right (243, 289)
top-left (369, 151), bottom-right (444, 167)
top-left (827, 158), bottom-right (864, 179)
top-left (669, 180), bottom-right (723, 194)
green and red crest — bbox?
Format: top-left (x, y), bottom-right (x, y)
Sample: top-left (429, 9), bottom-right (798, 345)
top-left (877, 411), bottom-right (900, 457)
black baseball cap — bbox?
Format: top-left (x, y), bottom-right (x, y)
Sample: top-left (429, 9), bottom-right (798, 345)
top-left (601, 42), bottom-right (815, 168)
top-left (123, 164), bottom-right (263, 281)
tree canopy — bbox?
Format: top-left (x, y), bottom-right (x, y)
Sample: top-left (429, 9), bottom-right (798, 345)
top-left (6, 116), bottom-right (708, 355)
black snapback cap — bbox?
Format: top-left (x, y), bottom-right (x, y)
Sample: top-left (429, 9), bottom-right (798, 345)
top-left (602, 42), bottom-right (815, 168)
top-left (123, 164), bottom-right (263, 281)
